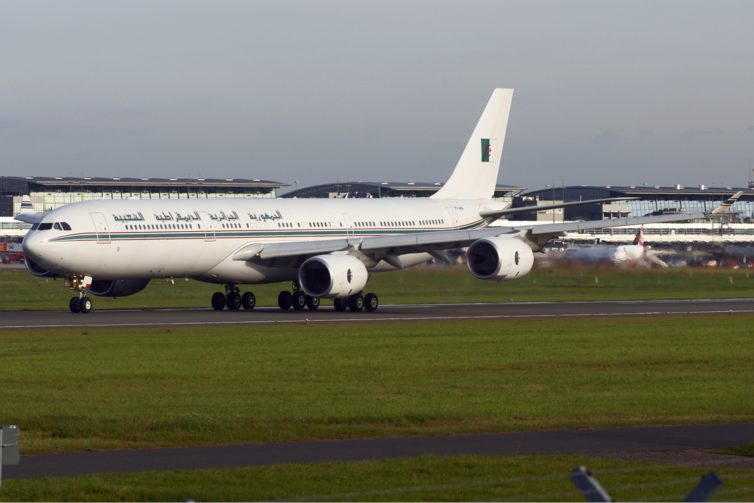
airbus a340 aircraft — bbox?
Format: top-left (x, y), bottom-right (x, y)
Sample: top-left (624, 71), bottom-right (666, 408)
top-left (18, 89), bottom-right (704, 313)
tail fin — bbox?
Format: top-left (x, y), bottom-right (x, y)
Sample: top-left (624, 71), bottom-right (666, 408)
top-left (711, 191), bottom-right (743, 214)
top-left (431, 88), bottom-right (514, 200)
top-left (632, 225), bottom-right (644, 246)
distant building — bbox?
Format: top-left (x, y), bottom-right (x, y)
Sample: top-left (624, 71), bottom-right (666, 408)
top-left (519, 185), bottom-right (754, 222)
top-left (0, 176), bottom-right (287, 217)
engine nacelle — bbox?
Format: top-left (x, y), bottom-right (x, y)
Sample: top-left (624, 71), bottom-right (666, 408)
top-left (467, 237), bottom-right (534, 280)
top-left (88, 278), bottom-right (151, 298)
top-left (24, 258), bottom-right (58, 278)
top-left (298, 255), bottom-right (368, 298)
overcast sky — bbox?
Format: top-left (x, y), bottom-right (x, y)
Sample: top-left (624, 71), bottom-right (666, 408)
top-left (2, 0), bottom-right (753, 192)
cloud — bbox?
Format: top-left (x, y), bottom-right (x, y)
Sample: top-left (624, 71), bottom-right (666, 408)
top-left (681, 129), bottom-right (723, 138)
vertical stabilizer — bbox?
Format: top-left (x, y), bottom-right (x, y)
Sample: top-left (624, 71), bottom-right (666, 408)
top-left (431, 88), bottom-right (513, 200)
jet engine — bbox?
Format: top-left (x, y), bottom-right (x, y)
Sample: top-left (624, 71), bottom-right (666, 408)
top-left (88, 278), bottom-right (151, 297)
top-left (24, 258), bottom-right (58, 277)
top-left (298, 255), bottom-right (368, 298)
top-left (467, 237), bottom-right (534, 280)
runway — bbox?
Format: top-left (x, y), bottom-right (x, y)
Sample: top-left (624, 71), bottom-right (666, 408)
top-left (2, 298), bottom-right (754, 329)
top-left (5, 423), bottom-right (754, 479)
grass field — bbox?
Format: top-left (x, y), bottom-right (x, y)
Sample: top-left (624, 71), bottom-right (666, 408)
top-left (2, 455), bottom-right (753, 501)
top-left (2, 266), bottom-right (754, 500)
top-left (2, 315), bottom-right (753, 453)
top-left (3, 264), bottom-right (754, 310)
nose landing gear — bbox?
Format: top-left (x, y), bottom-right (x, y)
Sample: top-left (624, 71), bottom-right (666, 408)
top-left (66, 275), bottom-right (93, 314)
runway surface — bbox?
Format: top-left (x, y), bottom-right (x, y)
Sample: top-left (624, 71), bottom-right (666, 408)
top-left (5, 423), bottom-right (754, 479)
top-left (2, 298), bottom-right (754, 329)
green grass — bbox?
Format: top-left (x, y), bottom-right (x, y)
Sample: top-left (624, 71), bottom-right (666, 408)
top-left (1, 455), bottom-right (753, 501)
top-left (2, 316), bottom-right (754, 453)
top-left (3, 265), bottom-right (754, 310)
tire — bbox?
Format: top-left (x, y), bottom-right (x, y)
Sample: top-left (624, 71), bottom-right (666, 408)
top-left (292, 291), bottom-right (307, 311)
top-left (333, 298), bottom-right (348, 312)
top-left (69, 296), bottom-right (81, 313)
top-left (305, 295), bottom-right (320, 311)
top-left (278, 291), bottom-right (292, 310)
top-left (364, 293), bottom-right (379, 312)
top-left (211, 292), bottom-right (226, 311)
top-left (348, 294), bottom-right (364, 312)
top-left (241, 292), bottom-right (256, 310)
top-left (80, 296), bottom-right (93, 314)
top-left (226, 292), bottom-right (242, 311)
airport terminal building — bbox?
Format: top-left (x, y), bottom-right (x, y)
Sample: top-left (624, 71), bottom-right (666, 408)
top-left (0, 176), bottom-right (286, 236)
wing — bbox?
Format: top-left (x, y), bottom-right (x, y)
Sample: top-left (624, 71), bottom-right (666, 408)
top-left (233, 212), bottom-right (705, 267)
top-left (479, 197), bottom-right (638, 219)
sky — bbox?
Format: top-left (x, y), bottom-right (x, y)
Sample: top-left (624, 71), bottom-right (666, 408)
top-left (1, 0), bottom-right (753, 192)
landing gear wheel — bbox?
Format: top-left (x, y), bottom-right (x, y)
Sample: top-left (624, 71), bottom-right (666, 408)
top-left (226, 292), bottom-right (242, 311)
top-left (348, 294), bottom-right (365, 312)
top-left (80, 296), bottom-right (93, 314)
top-left (69, 296), bottom-right (81, 313)
top-left (292, 291), bottom-right (307, 311)
top-left (305, 296), bottom-right (320, 311)
top-left (278, 291), bottom-right (292, 310)
top-left (364, 293), bottom-right (379, 312)
top-left (333, 298), bottom-right (348, 312)
top-left (241, 292), bottom-right (256, 310)
top-left (211, 292), bottom-right (226, 311)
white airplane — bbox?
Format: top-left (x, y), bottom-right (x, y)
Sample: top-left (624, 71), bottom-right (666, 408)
top-left (563, 226), bottom-right (648, 265)
top-left (560, 192), bottom-right (743, 266)
top-left (17, 88), bottom-right (704, 313)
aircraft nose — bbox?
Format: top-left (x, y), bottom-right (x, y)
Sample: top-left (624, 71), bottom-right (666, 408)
top-left (22, 232), bottom-right (48, 264)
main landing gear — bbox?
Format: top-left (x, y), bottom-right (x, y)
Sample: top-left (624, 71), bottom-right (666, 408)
top-left (277, 282), bottom-right (320, 311)
top-left (211, 284), bottom-right (256, 311)
top-left (333, 292), bottom-right (379, 312)
top-left (209, 283), bottom-right (380, 313)
top-left (67, 275), bottom-right (92, 314)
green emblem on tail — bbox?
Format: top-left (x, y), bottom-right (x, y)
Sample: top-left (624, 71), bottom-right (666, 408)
top-left (481, 138), bottom-right (491, 162)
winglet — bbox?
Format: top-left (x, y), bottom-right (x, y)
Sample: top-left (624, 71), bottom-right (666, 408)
top-left (15, 195), bottom-right (45, 224)
top-left (711, 191), bottom-right (743, 214)
top-left (19, 195), bottom-right (34, 213)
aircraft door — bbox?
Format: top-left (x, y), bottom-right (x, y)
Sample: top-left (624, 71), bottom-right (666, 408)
top-left (199, 212), bottom-right (216, 242)
top-left (89, 212), bottom-right (111, 244)
top-left (341, 213), bottom-right (353, 238)
top-left (444, 206), bottom-right (460, 227)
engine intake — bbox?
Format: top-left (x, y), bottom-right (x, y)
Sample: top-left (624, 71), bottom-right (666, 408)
top-left (88, 278), bottom-right (151, 298)
top-left (299, 255), bottom-right (368, 298)
top-left (467, 237), bottom-right (534, 280)
top-left (24, 258), bottom-right (57, 277)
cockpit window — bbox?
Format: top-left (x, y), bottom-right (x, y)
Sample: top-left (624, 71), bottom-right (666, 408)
top-left (38, 223), bottom-right (53, 230)
top-left (53, 222), bottom-right (62, 230)
top-left (61, 222), bottom-right (72, 231)
top-left (31, 223), bottom-right (39, 230)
